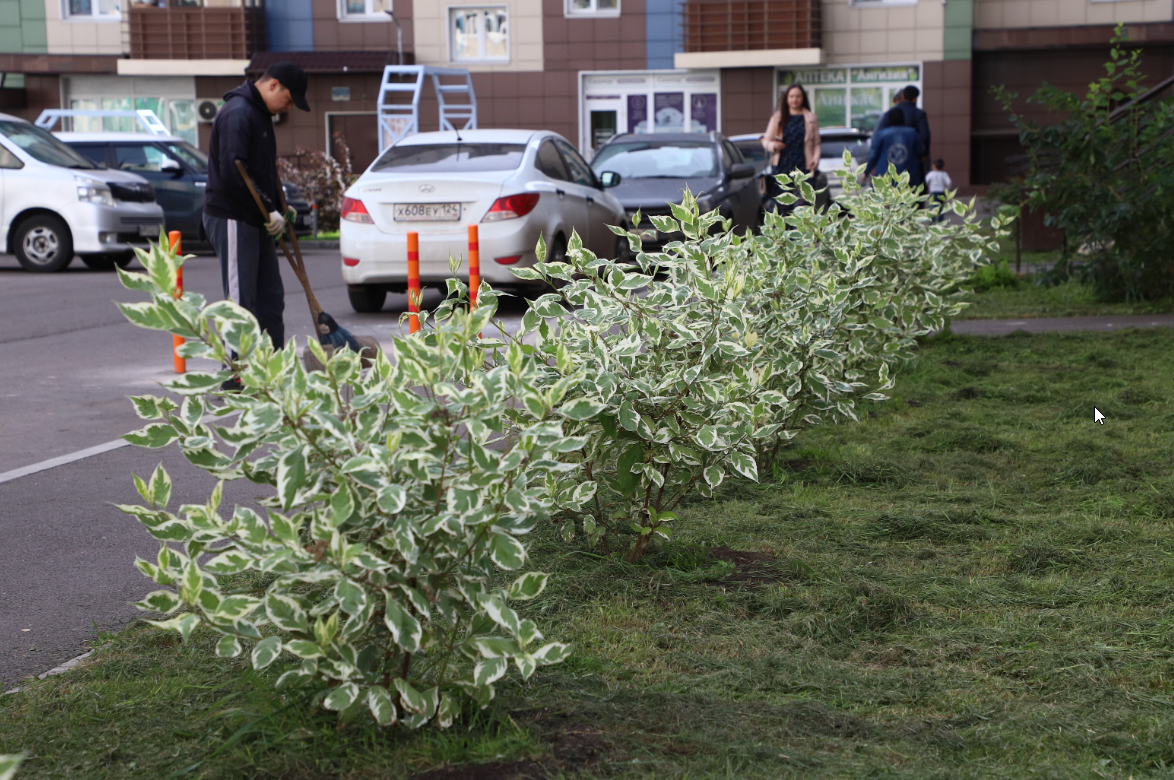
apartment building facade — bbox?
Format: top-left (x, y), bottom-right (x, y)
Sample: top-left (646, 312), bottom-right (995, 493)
top-left (2, 0), bottom-right (1174, 194)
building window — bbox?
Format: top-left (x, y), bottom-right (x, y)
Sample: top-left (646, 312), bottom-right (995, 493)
top-left (338, 0), bottom-right (392, 20)
top-left (450, 7), bottom-right (509, 62)
top-left (567, 0), bottom-right (619, 16)
top-left (64, 0), bottom-right (121, 20)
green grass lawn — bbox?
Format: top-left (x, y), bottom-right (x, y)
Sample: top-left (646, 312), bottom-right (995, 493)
top-left (957, 279), bottom-right (1174, 321)
top-left (4, 328), bottom-right (1174, 779)
top-left (956, 240), bottom-right (1174, 320)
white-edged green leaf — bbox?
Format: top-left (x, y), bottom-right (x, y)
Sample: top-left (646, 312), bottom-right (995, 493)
top-left (384, 596), bottom-right (423, 653)
top-left (368, 684), bottom-right (398, 726)
top-left (265, 593), bottom-right (310, 634)
top-left (393, 677), bottom-right (428, 715)
top-left (489, 532), bottom-right (526, 570)
top-left (560, 398), bottom-right (607, 421)
top-left (508, 572), bottom-right (549, 601)
top-left (376, 484), bottom-right (407, 515)
top-left (728, 450), bottom-right (758, 481)
top-left (323, 682), bottom-right (360, 712)
top-left (133, 589), bottom-right (182, 614)
top-left (251, 635), bottom-right (283, 669)
top-left (215, 635), bottom-right (243, 658)
top-left (474, 656), bottom-right (509, 686)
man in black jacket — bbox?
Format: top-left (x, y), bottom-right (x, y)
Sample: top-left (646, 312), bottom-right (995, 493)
top-left (203, 62), bottom-right (310, 351)
top-left (874, 85), bottom-right (930, 180)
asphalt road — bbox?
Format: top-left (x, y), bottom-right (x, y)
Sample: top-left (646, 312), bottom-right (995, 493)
top-left (0, 245), bottom-right (525, 689)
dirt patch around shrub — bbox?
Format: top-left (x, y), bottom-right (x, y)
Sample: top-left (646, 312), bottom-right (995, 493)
top-left (413, 710), bottom-right (611, 780)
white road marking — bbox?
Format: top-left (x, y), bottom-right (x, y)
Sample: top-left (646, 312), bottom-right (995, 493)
top-left (0, 438), bottom-right (130, 485)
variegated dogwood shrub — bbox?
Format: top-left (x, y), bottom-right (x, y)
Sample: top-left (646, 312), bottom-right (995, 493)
top-left (742, 163), bottom-right (1007, 462)
top-left (113, 239), bottom-right (572, 728)
top-left (503, 197), bottom-right (789, 562)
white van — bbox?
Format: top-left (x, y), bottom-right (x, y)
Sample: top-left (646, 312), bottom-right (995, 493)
top-left (0, 112), bottom-right (165, 272)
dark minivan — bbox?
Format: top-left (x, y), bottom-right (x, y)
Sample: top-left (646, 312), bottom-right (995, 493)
top-left (56, 132), bottom-right (312, 244)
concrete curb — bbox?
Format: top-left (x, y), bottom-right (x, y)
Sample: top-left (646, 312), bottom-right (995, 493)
top-left (298, 240), bottom-right (339, 249)
top-left (2, 646), bottom-right (104, 696)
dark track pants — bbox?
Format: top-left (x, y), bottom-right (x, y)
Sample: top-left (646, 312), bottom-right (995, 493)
top-left (202, 213), bottom-right (285, 349)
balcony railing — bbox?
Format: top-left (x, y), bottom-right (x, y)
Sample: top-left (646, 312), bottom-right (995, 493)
top-left (683, 0), bottom-right (820, 52)
top-left (127, 3), bottom-right (266, 60)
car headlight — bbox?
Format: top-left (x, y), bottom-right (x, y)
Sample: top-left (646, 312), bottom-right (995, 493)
top-left (75, 176), bottom-right (114, 206)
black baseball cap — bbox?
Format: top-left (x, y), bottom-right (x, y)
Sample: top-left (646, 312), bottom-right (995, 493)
top-left (266, 62), bottom-right (310, 111)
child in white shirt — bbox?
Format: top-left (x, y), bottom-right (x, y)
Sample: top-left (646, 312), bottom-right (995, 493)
top-left (925, 158), bottom-right (952, 223)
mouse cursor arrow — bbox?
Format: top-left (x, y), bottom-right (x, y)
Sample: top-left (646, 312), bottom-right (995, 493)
top-left (1094, 408), bottom-right (1106, 424)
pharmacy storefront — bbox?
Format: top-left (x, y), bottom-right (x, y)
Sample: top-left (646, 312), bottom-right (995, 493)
top-left (578, 70), bottom-right (721, 159)
top-left (61, 76), bottom-right (199, 145)
top-left (777, 64), bottom-right (921, 133)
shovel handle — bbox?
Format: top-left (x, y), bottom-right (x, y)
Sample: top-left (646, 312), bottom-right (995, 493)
top-left (233, 160), bottom-right (325, 327)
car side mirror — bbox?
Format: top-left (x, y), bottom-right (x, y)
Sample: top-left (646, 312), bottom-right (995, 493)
top-left (599, 170), bottom-right (622, 188)
top-left (728, 162), bottom-right (756, 180)
top-left (160, 158), bottom-right (183, 176)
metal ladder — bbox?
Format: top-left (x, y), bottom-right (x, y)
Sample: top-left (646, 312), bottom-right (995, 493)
top-left (34, 109), bottom-right (170, 136)
top-left (377, 66), bottom-right (478, 152)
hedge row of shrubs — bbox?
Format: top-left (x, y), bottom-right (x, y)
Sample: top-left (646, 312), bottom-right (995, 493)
top-left (108, 163), bottom-right (1004, 730)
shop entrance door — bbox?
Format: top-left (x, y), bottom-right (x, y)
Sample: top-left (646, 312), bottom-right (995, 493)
top-left (586, 97), bottom-right (622, 159)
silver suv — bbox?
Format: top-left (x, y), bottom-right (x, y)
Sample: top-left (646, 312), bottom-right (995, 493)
top-left (0, 113), bottom-right (165, 273)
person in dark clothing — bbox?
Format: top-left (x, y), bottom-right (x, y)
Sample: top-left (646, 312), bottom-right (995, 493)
top-left (874, 85), bottom-right (930, 178)
top-left (865, 107), bottom-right (927, 189)
top-left (202, 62), bottom-right (310, 352)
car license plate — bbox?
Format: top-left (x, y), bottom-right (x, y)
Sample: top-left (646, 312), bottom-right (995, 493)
top-left (139, 224), bottom-right (162, 237)
top-left (394, 203), bottom-right (461, 222)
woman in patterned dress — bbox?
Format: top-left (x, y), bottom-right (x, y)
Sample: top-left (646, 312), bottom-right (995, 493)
top-left (761, 83), bottom-right (821, 213)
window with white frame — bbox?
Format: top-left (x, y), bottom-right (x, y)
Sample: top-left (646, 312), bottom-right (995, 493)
top-left (338, 0), bottom-right (392, 20)
top-left (567, 0), bottom-right (619, 15)
top-left (449, 7), bottom-right (509, 62)
top-left (64, 0), bottom-right (121, 20)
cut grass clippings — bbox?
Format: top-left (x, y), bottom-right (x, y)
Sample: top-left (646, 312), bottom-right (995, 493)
top-left (3, 327), bottom-right (1174, 779)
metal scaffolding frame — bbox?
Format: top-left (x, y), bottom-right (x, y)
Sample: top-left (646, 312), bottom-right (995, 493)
top-left (376, 65), bottom-right (478, 152)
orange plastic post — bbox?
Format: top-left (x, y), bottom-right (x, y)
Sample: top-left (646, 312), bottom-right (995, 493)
top-left (467, 224), bottom-right (480, 311)
top-left (168, 231), bottom-right (186, 374)
top-left (407, 231), bottom-right (420, 334)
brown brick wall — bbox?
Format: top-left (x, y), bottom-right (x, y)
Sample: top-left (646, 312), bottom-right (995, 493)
top-left (543, 0), bottom-right (647, 74)
top-left (464, 0), bottom-right (647, 143)
top-left (922, 59), bottom-right (972, 194)
top-left (719, 66), bottom-right (775, 138)
top-left (3, 75), bottom-right (62, 124)
top-left (310, 0), bottom-right (414, 53)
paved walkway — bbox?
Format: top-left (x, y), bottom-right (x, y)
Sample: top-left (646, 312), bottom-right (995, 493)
top-left (952, 313), bottom-right (1174, 336)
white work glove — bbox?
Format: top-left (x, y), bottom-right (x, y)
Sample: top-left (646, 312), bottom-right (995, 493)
top-left (265, 210), bottom-right (287, 237)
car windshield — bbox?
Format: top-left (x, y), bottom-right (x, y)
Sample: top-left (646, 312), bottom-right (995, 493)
top-left (0, 121), bottom-right (96, 169)
top-left (371, 143), bottom-right (527, 173)
top-left (822, 135), bottom-right (870, 160)
top-left (164, 141), bottom-right (208, 173)
top-left (733, 142), bottom-right (768, 169)
top-left (591, 141), bottom-right (718, 179)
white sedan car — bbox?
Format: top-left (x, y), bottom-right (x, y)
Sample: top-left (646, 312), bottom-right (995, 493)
top-left (340, 129), bottom-right (626, 312)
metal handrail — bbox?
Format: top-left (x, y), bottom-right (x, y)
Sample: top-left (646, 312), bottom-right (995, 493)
top-left (34, 109), bottom-right (170, 136)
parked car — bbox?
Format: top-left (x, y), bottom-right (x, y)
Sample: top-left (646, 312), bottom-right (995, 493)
top-left (340, 129), bottom-right (626, 313)
top-left (729, 127), bottom-right (871, 206)
top-left (0, 113), bottom-right (165, 273)
top-left (56, 132), bottom-right (312, 244)
top-left (589, 132), bottom-right (758, 249)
